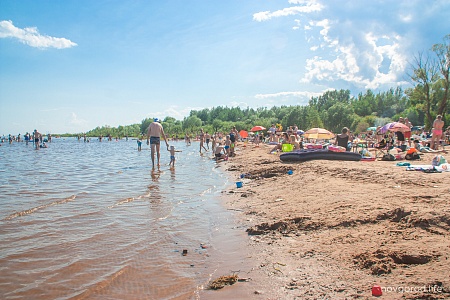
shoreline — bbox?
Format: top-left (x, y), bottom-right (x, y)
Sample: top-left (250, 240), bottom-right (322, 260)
top-left (207, 143), bottom-right (449, 299)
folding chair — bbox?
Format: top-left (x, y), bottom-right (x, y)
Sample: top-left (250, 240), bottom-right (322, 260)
top-left (372, 139), bottom-right (389, 159)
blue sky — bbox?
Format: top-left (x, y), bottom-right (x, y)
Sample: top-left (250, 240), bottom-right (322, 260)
top-left (1, 0), bottom-right (449, 134)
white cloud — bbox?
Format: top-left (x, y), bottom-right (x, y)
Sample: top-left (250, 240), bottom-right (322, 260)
top-left (70, 113), bottom-right (88, 126)
top-left (253, 1), bottom-right (323, 22)
top-left (295, 6), bottom-right (410, 90)
top-left (255, 90), bottom-right (325, 99)
top-left (251, 0), bottom-right (440, 92)
top-left (0, 20), bottom-right (77, 49)
top-left (150, 105), bottom-right (195, 121)
top-left (399, 14), bottom-right (412, 22)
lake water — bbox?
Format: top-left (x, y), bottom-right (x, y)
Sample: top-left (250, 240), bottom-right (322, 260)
top-left (0, 138), bottom-right (247, 299)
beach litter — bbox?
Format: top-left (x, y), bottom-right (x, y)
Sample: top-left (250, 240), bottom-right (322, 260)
top-left (287, 170), bottom-right (293, 175)
top-left (236, 181), bottom-right (243, 188)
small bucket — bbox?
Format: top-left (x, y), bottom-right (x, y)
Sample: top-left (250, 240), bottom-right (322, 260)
top-left (236, 181), bottom-right (243, 188)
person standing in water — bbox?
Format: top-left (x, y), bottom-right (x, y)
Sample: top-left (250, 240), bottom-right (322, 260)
top-left (199, 128), bottom-right (208, 153)
top-left (168, 145), bottom-right (182, 168)
top-left (33, 129), bottom-right (42, 150)
top-left (147, 118), bottom-right (169, 169)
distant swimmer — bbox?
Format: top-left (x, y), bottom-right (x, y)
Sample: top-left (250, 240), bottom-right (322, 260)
top-left (146, 118), bottom-right (169, 169)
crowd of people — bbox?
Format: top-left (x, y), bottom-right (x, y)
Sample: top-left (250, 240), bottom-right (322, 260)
top-left (3, 115), bottom-right (448, 166)
top-left (1, 130), bottom-right (50, 149)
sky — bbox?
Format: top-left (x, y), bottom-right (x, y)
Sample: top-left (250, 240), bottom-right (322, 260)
top-left (0, 0), bottom-right (449, 134)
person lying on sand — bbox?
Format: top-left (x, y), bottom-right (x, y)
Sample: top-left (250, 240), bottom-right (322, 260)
top-left (414, 139), bottom-right (447, 153)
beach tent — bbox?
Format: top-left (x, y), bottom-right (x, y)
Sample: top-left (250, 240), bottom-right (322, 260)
top-left (304, 128), bottom-right (335, 139)
top-left (239, 130), bottom-right (248, 139)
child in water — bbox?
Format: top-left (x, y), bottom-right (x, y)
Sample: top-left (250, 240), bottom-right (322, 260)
top-left (168, 145), bottom-right (182, 167)
top-left (137, 139), bottom-right (142, 151)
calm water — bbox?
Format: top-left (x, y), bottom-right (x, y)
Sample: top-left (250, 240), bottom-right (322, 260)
top-left (0, 138), bottom-right (242, 299)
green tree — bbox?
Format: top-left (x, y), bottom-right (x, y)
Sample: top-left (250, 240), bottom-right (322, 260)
top-left (183, 115), bottom-right (202, 131)
top-left (432, 34), bottom-right (450, 118)
top-left (407, 50), bottom-right (441, 129)
top-left (324, 102), bottom-right (355, 133)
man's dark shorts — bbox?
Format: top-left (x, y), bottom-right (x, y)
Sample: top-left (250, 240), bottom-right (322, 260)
top-left (150, 136), bottom-right (160, 145)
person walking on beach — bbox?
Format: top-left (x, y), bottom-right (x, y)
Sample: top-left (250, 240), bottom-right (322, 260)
top-left (199, 129), bottom-right (208, 153)
top-left (229, 126), bottom-right (238, 156)
top-left (431, 115), bottom-right (445, 150)
top-left (33, 129), bottom-right (42, 150)
top-left (147, 118), bottom-right (169, 169)
top-left (205, 131), bottom-right (211, 150)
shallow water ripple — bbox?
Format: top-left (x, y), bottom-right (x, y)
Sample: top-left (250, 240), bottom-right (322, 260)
top-left (0, 138), bottom-right (230, 299)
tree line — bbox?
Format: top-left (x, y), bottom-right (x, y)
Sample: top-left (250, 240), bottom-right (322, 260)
top-left (77, 35), bottom-right (448, 138)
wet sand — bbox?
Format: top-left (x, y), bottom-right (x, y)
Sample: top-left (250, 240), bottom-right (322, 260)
top-left (207, 144), bottom-right (450, 299)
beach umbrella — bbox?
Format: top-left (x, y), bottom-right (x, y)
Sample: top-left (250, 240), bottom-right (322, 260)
top-left (379, 122), bottom-right (411, 134)
top-left (297, 130), bottom-right (305, 135)
top-left (239, 130), bottom-right (248, 138)
top-left (367, 127), bottom-right (377, 131)
top-left (251, 126), bottom-right (266, 132)
top-left (303, 127), bottom-right (335, 139)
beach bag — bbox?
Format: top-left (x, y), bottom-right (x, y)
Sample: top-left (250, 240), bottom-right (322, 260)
top-left (432, 155), bottom-right (447, 166)
top-left (381, 153), bottom-right (396, 161)
top-left (405, 152), bottom-right (420, 160)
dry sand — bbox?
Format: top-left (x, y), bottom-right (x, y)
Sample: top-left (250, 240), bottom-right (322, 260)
top-left (208, 144), bottom-right (450, 299)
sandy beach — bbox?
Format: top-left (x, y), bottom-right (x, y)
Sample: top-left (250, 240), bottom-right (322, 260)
top-left (208, 144), bottom-right (450, 299)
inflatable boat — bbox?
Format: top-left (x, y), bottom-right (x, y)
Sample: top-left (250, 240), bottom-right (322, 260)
top-left (280, 149), bottom-right (362, 162)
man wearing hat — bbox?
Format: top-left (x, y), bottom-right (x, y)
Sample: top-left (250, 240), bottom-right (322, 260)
top-left (146, 118), bottom-right (169, 169)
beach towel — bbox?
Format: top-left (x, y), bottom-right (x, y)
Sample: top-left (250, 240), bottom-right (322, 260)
top-left (406, 163), bottom-right (450, 172)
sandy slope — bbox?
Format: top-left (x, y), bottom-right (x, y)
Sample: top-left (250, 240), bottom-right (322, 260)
top-left (214, 144), bottom-right (450, 299)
